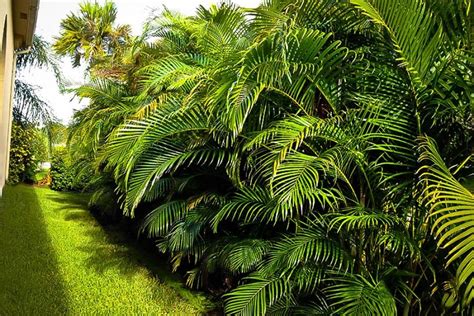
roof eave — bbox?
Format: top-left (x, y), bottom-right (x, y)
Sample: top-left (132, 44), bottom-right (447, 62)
top-left (13, 0), bottom-right (40, 50)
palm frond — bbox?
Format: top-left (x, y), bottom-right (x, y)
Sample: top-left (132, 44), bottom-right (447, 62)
top-left (224, 275), bottom-right (290, 316)
top-left (350, 0), bottom-right (445, 86)
top-left (264, 219), bottom-right (350, 275)
top-left (329, 206), bottom-right (399, 232)
top-left (141, 200), bottom-right (189, 237)
top-left (326, 273), bottom-right (397, 315)
top-left (220, 239), bottom-right (271, 274)
top-left (419, 137), bottom-right (474, 305)
top-left (13, 80), bottom-right (55, 125)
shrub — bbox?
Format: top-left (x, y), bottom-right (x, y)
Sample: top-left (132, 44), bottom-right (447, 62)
top-left (50, 147), bottom-right (74, 191)
top-left (30, 129), bottom-right (50, 162)
top-left (50, 147), bottom-right (91, 191)
top-left (8, 123), bottom-right (39, 184)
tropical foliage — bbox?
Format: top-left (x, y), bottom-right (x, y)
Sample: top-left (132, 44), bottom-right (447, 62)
top-left (9, 35), bottom-right (63, 184)
top-left (55, 0), bottom-right (473, 314)
top-left (53, 0), bottom-right (131, 74)
top-left (8, 123), bottom-right (39, 184)
top-left (50, 147), bottom-right (75, 191)
top-left (8, 123), bottom-right (50, 184)
top-left (14, 35), bottom-right (62, 125)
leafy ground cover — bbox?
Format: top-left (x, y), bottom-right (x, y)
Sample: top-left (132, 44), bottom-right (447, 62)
top-left (0, 184), bottom-right (209, 315)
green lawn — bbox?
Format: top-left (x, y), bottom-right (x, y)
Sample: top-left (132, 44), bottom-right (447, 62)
top-left (0, 185), bottom-right (209, 315)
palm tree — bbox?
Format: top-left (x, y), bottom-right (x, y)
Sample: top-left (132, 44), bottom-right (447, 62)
top-left (14, 35), bottom-right (62, 125)
top-left (53, 0), bottom-right (131, 73)
top-left (60, 0), bottom-right (473, 314)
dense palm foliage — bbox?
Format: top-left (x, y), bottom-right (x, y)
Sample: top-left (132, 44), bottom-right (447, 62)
top-left (56, 0), bottom-right (473, 314)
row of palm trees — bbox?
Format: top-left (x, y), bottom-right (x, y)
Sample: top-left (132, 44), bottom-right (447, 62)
top-left (53, 0), bottom-right (473, 314)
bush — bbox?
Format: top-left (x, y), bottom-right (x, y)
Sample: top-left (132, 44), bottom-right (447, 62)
top-left (31, 129), bottom-right (50, 162)
top-left (8, 123), bottom-right (39, 184)
top-left (50, 147), bottom-right (75, 191)
top-left (50, 147), bottom-right (91, 191)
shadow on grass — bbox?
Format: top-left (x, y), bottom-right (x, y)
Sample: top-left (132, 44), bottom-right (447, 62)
top-left (46, 192), bottom-right (90, 212)
top-left (44, 191), bottom-right (177, 281)
top-left (73, 224), bottom-right (211, 309)
top-left (0, 185), bottom-right (68, 315)
top-left (42, 188), bottom-right (211, 311)
top-left (44, 191), bottom-right (144, 277)
top-left (44, 191), bottom-right (94, 224)
top-left (45, 190), bottom-right (179, 279)
top-left (78, 221), bottom-right (178, 282)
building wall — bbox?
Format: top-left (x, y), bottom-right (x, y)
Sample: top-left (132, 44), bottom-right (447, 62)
top-left (0, 0), bottom-right (15, 196)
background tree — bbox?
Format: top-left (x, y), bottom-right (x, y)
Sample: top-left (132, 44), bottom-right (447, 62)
top-left (14, 35), bottom-right (62, 125)
top-left (9, 35), bottom-right (63, 184)
top-left (53, 0), bottom-right (131, 76)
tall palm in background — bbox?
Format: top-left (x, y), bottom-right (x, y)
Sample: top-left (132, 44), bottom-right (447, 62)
top-left (55, 0), bottom-right (473, 314)
top-left (53, 0), bottom-right (131, 77)
top-left (53, 0), bottom-right (147, 211)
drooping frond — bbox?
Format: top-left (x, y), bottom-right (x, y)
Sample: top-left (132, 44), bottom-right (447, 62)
top-left (141, 200), bottom-right (189, 237)
top-left (16, 35), bottom-right (63, 86)
top-left (329, 206), bottom-right (399, 232)
top-left (13, 80), bottom-right (55, 125)
top-left (264, 218), bottom-right (350, 274)
top-left (212, 186), bottom-right (285, 227)
top-left (326, 273), bottom-right (397, 315)
top-left (220, 239), bottom-right (271, 274)
top-left (223, 27), bottom-right (350, 133)
top-left (224, 275), bottom-right (290, 316)
top-left (419, 137), bottom-right (474, 305)
top-left (270, 150), bottom-right (350, 211)
top-left (350, 0), bottom-right (446, 86)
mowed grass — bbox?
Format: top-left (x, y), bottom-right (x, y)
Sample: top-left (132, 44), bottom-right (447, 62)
top-left (0, 184), bottom-right (209, 315)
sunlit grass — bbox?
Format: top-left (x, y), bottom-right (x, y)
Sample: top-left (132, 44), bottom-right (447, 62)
top-left (0, 184), bottom-right (209, 315)
top-left (34, 169), bottom-right (49, 182)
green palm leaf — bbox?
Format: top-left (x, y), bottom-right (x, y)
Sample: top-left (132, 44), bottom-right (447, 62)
top-left (220, 239), bottom-right (271, 274)
top-left (329, 206), bottom-right (399, 232)
top-left (326, 273), bottom-right (397, 315)
top-left (224, 276), bottom-right (290, 316)
top-left (265, 221), bottom-right (349, 273)
top-left (141, 200), bottom-right (189, 237)
top-left (350, 0), bottom-right (445, 86)
top-left (419, 137), bottom-right (474, 305)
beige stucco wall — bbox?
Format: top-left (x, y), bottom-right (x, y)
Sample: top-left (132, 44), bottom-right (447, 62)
top-left (0, 0), bottom-right (15, 196)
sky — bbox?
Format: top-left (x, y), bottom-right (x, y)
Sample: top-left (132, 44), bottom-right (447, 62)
top-left (25, 0), bottom-right (261, 124)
